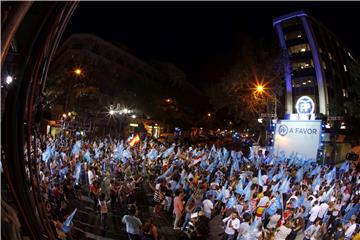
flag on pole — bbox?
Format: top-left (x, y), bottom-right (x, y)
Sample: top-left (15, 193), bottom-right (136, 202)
top-left (244, 181), bottom-right (252, 202)
top-left (322, 185), bottom-right (335, 202)
top-left (271, 181), bottom-right (280, 194)
top-left (62, 208), bottom-right (77, 233)
top-left (325, 167), bottom-right (336, 185)
top-left (189, 152), bottom-right (207, 167)
top-left (257, 170), bottom-right (264, 186)
top-left (235, 178), bottom-right (244, 195)
top-left (71, 140), bottom-right (82, 156)
top-left (128, 134), bottom-right (140, 147)
top-left (279, 177), bottom-right (290, 193)
top-left (75, 162), bottom-right (81, 185)
top-left (295, 167), bottom-right (304, 183)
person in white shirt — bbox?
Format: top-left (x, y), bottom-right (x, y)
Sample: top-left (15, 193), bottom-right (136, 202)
top-left (275, 222), bottom-right (292, 240)
top-left (345, 215), bottom-right (357, 239)
top-left (202, 197), bottom-right (213, 219)
top-left (237, 212), bottom-right (251, 238)
top-left (308, 201), bottom-right (321, 225)
top-left (267, 210), bottom-right (282, 230)
top-left (222, 188), bottom-right (231, 204)
top-left (222, 212), bottom-right (240, 240)
top-left (87, 167), bottom-right (95, 185)
top-left (317, 201), bottom-right (329, 219)
top-left (304, 219), bottom-right (322, 240)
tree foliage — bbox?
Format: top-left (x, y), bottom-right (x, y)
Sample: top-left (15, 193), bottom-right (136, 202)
top-left (207, 42), bottom-right (284, 127)
top-left (344, 61), bottom-right (360, 119)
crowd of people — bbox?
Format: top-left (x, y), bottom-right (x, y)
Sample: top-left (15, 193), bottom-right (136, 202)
top-left (27, 131), bottom-right (360, 240)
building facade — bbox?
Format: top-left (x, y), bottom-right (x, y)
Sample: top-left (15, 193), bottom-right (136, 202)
top-left (46, 34), bottom-right (205, 136)
top-left (274, 11), bottom-right (357, 118)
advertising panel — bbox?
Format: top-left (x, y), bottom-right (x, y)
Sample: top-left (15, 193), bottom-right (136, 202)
top-left (274, 120), bottom-right (322, 160)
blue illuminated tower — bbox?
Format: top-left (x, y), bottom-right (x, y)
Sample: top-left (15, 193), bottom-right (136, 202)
top-left (273, 11), bottom-right (357, 118)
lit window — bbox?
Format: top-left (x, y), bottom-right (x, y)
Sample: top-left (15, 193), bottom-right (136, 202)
top-left (302, 82), bottom-right (306, 85)
top-left (288, 44), bottom-right (310, 55)
top-left (284, 31), bottom-right (304, 40)
top-left (343, 89), bottom-right (346, 97)
top-left (308, 80), bottom-right (312, 83)
top-left (319, 48), bottom-right (323, 53)
top-left (344, 64), bottom-right (347, 72)
top-left (328, 53), bottom-right (332, 60)
top-left (322, 61), bottom-right (327, 70)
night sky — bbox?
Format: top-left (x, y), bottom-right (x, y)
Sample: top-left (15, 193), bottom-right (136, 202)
top-left (63, 1), bottom-right (360, 88)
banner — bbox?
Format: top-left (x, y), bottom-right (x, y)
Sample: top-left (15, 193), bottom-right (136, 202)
top-left (274, 120), bottom-right (321, 160)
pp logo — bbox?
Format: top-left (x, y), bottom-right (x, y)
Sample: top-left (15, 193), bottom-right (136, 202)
top-left (295, 96), bottom-right (315, 114)
top-left (278, 124), bottom-right (288, 136)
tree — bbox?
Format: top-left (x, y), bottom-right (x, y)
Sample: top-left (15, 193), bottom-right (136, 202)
top-left (344, 61), bottom-right (360, 118)
top-left (344, 60), bottom-right (360, 141)
top-left (207, 41), bottom-right (284, 128)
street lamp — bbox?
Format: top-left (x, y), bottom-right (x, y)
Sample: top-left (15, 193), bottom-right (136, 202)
top-left (207, 113), bottom-right (212, 117)
top-left (74, 68), bottom-right (82, 75)
top-left (109, 110), bottom-right (114, 115)
top-left (6, 75), bottom-right (13, 84)
top-left (256, 84), bottom-right (264, 93)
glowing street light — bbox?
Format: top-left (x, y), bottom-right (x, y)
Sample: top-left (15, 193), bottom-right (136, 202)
top-left (165, 98), bottom-right (172, 103)
top-left (6, 75), bottom-right (13, 84)
top-left (256, 84), bottom-right (264, 93)
top-left (207, 113), bottom-right (212, 117)
top-left (74, 68), bottom-right (82, 75)
top-left (131, 114), bottom-right (136, 119)
top-left (62, 113), bottom-right (67, 118)
top-left (109, 110), bottom-right (114, 115)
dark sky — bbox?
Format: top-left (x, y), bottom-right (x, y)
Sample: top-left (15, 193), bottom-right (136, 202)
top-left (63, 1), bottom-right (360, 88)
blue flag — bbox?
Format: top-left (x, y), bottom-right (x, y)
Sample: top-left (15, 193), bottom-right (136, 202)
top-left (275, 194), bottom-right (282, 209)
top-left (295, 167), bottom-right (304, 183)
top-left (62, 208), bottom-right (77, 233)
top-left (322, 185), bottom-right (335, 202)
top-left (157, 165), bottom-right (174, 180)
top-left (71, 140), bottom-right (82, 156)
top-left (257, 170), bottom-right (264, 186)
top-left (42, 145), bottom-right (52, 162)
top-left (296, 194), bottom-right (305, 208)
top-left (163, 145), bottom-right (175, 158)
top-left (226, 195), bottom-right (237, 209)
top-left (310, 165), bottom-right (321, 177)
top-left (271, 181), bottom-right (280, 194)
top-left (235, 178), bottom-right (244, 195)
top-left (84, 150), bottom-right (91, 162)
top-left (339, 161), bottom-right (349, 172)
top-left (279, 177), bottom-right (290, 193)
top-left (244, 181), bottom-right (252, 202)
top-left (325, 167), bottom-right (336, 185)
top-left (75, 162), bottom-right (81, 185)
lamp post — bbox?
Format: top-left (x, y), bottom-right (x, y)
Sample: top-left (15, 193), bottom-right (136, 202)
top-left (254, 83), bottom-right (278, 147)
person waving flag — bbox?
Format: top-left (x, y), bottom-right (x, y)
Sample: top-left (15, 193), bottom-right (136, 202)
top-left (128, 134), bottom-right (140, 147)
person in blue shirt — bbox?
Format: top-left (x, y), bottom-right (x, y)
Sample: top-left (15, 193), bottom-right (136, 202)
top-left (122, 205), bottom-right (143, 240)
